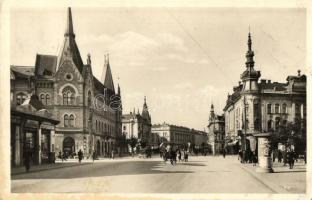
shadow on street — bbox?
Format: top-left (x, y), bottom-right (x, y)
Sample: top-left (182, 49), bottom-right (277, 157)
top-left (12, 160), bottom-right (196, 180)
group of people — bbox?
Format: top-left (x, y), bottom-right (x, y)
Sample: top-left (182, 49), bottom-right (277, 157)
top-left (161, 149), bottom-right (189, 165)
top-left (272, 148), bottom-right (297, 169)
top-left (238, 150), bottom-right (258, 166)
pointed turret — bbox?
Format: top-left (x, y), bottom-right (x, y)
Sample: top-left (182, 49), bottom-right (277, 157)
top-left (142, 96), bottom-right (150, 120)
top-left (65, 7), bottom-right (75, 38)
top-left (57, 7), bottom-right (84, 73)
top-left (209, 103), bottom-right (215, 121)
top-left (245, 31), bottom-right (255, 69)
top-left (101, 54), bottom-right (115, 93)
top-left (240, 30), bottom-right (261, 93)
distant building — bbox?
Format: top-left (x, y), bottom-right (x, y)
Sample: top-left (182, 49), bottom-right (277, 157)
top-left (151, 123), bottom-right (208, 151)
top-left (122, 97), bottom-right (151, 147)
top-left (10, 7), bottom-right (123, 162)
top-left (207, 104), bottom-right (225, 155)
top-left (223, 32), bottom-right (306, 154)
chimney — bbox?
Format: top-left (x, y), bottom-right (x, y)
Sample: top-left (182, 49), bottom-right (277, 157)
top-left (298, 69), bottom-right (301, 76)
top-left (260, 79), bottom-right (266, 83)
top-left (268, 80), bottom-right (271, 84)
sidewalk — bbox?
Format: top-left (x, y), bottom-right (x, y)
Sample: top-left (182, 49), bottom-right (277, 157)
top-left (11, 162), bottom-right (91, 176)
top-left (240, 160), bottom-right (306, 193)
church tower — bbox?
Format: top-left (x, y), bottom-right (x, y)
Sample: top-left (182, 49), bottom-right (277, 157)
top-left (240, 31), bottom-right (261, 133)
top-left (240, 31), bottom-right (261, 94)
top-left (57, 7), bottom-right (84, 72)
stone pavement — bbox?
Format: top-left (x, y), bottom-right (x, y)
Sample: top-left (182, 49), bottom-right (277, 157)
top-left (240, 159), bottom-right (306, 193)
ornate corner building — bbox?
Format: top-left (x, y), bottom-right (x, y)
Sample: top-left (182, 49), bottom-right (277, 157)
top-left (223, 32), bottom-right (306, 154)
top-left (207, 104), bottom-right (225, 155)
top-left (10, 7), bottom-right (123, 165)
top-left (122, 97), bottom-right (152, 148)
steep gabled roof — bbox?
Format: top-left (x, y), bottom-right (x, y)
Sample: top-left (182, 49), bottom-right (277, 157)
top-left (11, 65), bottom-right (35, 78)
top-left (35, 54), bottom-right (57, 76)
top-left (101, 55), bottom-right (115, 93)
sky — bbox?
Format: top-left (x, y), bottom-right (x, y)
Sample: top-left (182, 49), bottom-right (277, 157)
top-left (10, 7), bottom-right (306, 130)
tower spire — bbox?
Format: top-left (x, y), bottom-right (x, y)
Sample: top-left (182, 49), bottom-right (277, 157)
top-left (245, 30), bottom-right (254, 69)
top-left (65, 7), bottom-right (75, 38)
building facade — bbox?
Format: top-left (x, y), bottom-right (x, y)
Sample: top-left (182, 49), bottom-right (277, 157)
top-left (10, 7), bottom-right (123, 159)
top-left (151, 123), bottom-right (208, 150)
top-left (223, 32), bottom-right (306, 154)
top-left (121, 97), bottom-right (152, 147)
top-left (207, 104), bottom-right (225, 155)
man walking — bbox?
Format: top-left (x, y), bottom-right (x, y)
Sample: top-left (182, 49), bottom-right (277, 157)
top-left (222, 148), bottom-right (226, 158)
top-left (288, 150), bottom-right (295, 169)
top-left (78, 149), bottom-right (83, 164)
top-left (92, 150), bottom-right (96, 163)
top-left (24, 151), bottom-right (31, 172)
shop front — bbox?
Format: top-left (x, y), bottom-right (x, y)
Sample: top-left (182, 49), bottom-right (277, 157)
top-left (11, 109), bottom-right (59, 167)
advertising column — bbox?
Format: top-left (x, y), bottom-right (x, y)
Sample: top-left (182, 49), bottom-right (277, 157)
top-left (255, 133), bottom-right (273, 173)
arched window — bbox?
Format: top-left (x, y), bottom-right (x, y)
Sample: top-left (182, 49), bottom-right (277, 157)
top-left (69, 114), bottom-right (74, 127)
top-left (267, 104), bottom-right (272, 114)
top-left (282, 103), bottom-right (287, 114)
top-left (64, 114), bottom-right (69, 127)
top-left (46, 94), bottom-right (50, 105)
top-left (62, 86), bottom-right (75, 105)
top-left (88, 91), bottom-right (92, 106)
top-left (275, 104), bottom-right (280, 114)
top-left (16, 93), bottom-right (27, 105)
top-left (267, 120), bottom-right (272, 131)
top-left (40, 94), bottom-right (45, 104)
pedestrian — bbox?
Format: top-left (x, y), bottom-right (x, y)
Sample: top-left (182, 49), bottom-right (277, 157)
top-left (58, 151), bottom-right (62, 160)
top-left (304, 150), bottom-right (307, 164)
top-left (288, 150), bottom-right (295, 169)
top-left (277, 150), bottom-right (282, 163)
top-left (111, 149), bottom-right (115, 159)
top-left (283, 149), bottom-right (287, 166)
top-left (252, 152), bottom-right (257, 166)
top-left (78, 149), bottom-right (83, 163)
top-left (170, 150), bottom-right (174, 165)
top-left (184, 151), bottom-right (188, 162)
top-left (24, 150), bottom-right (30, 172)
top-left (222, 148), bottom-right (226, 158)
top-left (62, 151), bottom-right (67, 161)
top-left (272, 149), bottom-right (277, 163)
top-left (92, 150), bottom-right (96, 163)
top-left (238, 149), bottom-right (241, 161)
top-left (178, 149), bottom-right (182, 162)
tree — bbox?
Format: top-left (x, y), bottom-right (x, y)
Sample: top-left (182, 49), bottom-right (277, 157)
top-left (272, 120), bottom-right (306, 154)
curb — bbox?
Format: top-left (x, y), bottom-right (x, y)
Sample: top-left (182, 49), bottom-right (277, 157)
top-left (11, 162), bottom-right (91, 176)
top-left (240, 164), bottom-right (289, 193)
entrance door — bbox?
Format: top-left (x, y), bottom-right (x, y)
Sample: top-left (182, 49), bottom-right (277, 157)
top-left (96, 140), bottom-right (100, 156)
top-left (24, 131), bottom-right (37, 165)
top-left (63, 137), bottom-right (75, 158)
top-left (41, 130), bottom-right (51, 163)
